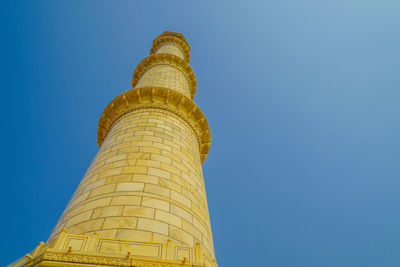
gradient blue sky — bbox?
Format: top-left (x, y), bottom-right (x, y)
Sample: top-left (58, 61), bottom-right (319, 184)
top-left (2, 1), bottom-right (400, 266)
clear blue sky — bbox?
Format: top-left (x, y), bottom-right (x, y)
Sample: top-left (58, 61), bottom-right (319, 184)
top-left (1, 1), bottom-right (400, 266)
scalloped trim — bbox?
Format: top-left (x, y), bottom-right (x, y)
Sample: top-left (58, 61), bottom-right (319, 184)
top-left (150, 35), bottom-right (191, 63)
top-left (97, 87), bottom-right (210, 163)
top-left (131, 53), bottom-right (197, 99)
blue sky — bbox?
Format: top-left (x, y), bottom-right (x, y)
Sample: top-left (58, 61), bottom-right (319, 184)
top-left (1, 1), bottom-right (400, 266)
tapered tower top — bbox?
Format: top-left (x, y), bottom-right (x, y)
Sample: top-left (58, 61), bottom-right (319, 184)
top-left (131, 31), bottom-right (197, 99)
top-left (150, 31), bottom-right (191, 62)
top-left (101, 31), bottom-right (210, 162)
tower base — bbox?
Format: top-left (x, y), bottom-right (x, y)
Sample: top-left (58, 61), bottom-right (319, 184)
top-left (9, 229), bottom-right (217, 267)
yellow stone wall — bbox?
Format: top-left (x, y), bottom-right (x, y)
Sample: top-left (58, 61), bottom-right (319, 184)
top-left (50, 107), bottom-right (214, 257)
top-left (135, 64), bottom-right (191, 98)
top-left (155, 44), bottom-right (185, 59)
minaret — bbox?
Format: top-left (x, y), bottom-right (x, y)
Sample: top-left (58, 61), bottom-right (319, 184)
top-left (10, 31), bottom-right (217, 267)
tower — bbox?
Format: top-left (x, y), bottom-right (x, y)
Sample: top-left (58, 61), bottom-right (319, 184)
top-left (11, 31), bottom-right (217, 267)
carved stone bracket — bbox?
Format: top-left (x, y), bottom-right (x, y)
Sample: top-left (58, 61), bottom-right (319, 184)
top-left (131, 53), bottom-right (197, 99)
top-left (97, 87), bottom-right (211, 163)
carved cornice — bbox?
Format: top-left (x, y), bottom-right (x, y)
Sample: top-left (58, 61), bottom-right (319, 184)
top-left (150, 35), bottom-right (191, 63)
top-left (154, 31), bottom-right (190, 47)
top-left (26, 251), bottom-right (205, 267)
top-left (131, 53), bottom-right (197, 99)
top-left (18, 230), bottom-right (218, 267)
top-left (25, 251), bottom-right (132, 266)
top-left (97, 87), bottom-right (211, 163)
top-left (150, 36), bottom-right (190, 63)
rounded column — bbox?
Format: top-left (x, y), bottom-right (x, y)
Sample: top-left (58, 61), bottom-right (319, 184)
top-left (49, 31), bottom-right (215, 260)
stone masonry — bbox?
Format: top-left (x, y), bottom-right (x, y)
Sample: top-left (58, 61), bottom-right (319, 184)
top-left (10, 31), bottom-right (217, 267)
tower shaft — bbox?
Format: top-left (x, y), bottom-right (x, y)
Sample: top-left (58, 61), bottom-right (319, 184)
top-left (11, 31), bottom-right (217, 267)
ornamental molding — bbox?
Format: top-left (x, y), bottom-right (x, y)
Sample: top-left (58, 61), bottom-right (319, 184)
top-left (131, 53), bottom-right (197, 99)
top-left (25, 251), bottom-right (205, 267)
top-left (153, 31), bottom-right (190, 48)
top-left (25, 251), bottom-right (131, 266)
top-left (19, 230), bottom-right (218, 267)
top-left (150, 35), bottom-right (191, 63)
top-left (97, 87), bottom-right (211, 163)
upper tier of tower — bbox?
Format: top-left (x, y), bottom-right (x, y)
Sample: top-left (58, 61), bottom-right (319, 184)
top-left (99, 31), bottom-right (210, 161)
top-left (132, 31), bottom-right (197, 99)
top-left (150, 31), bottom-right (191, 62)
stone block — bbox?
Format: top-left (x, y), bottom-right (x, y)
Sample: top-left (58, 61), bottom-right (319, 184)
top-left (171, 191), bottom-right (191, 208)
top-left (103, 217), bottom-right (138, 230)
top-left (122, 206), bottom-right (155, 219)
top-left (148, 167), bottom-right (170, 179)
top-left (116, 229), bottom-right (152, 242)
top-left (89, 183), bottom-right (116, 198)
top-left (122, 166), bottom-right (147, 174)
top-left (142, 197), bottom-right (169, 211)
top-left (144, 183), bottom-right (170, 198)
top-left (111, 195), bottom-right (142, 206)
top-left (170, 204), bottom-right (192, 223)
top-left (155, 210), bottom-right (182, 227)
top-left (169, 225), bottom-right (194, 246)
top-left (115, 182), bottom-right (144, 192)
top-left (92, 206), bottom-right (124, 219)
top-left (137, 218), bottom-right (168, 235)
